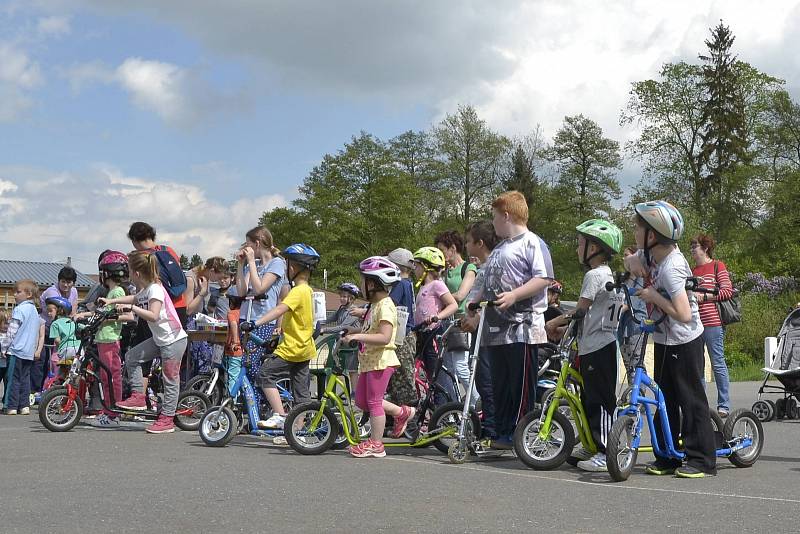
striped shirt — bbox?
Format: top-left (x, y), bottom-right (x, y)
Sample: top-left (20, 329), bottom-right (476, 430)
top-left (691, 260), bottom-right (734, 328)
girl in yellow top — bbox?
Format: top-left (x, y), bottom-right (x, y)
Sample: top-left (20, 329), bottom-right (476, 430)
top-left (343, 256), bottom-right (416, 458)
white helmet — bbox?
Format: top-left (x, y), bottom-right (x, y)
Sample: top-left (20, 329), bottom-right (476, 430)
top-left (386, 248), bottom-right (414, 269)
top-left (635, 200), bottom-right (684, 242)
top-left (359, 256), bottom-right (401, 287)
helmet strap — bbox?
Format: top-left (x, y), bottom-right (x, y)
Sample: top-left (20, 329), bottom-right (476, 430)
top-left (643, 228), bottom-right (654, 266)
top-left (581, 238), bottom-right (604, 269)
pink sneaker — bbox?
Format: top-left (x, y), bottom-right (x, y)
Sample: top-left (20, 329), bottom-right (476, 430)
top-left (390, 405), bottom-right (416, 439)
top-left (145, 414), bottom-right (175, 434)
top-left (350, 439), bottom-right (386, 458)
top-left (117, 392), bottom-right (148, 411)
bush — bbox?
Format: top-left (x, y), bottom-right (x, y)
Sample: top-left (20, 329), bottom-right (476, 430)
top-left (725, 291), bottom-right (800, 364)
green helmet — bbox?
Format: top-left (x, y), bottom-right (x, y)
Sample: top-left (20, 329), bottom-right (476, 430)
top-left (576, 219), bottom-right (623, 255)
top-left (412, 246), bottom-right (446, 269)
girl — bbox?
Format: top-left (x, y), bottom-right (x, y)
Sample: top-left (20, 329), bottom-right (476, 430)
top-left (412, 247), bottom-right (458, 406)
top-left (101, 251), bottom-right (188, 434)
top-left (235, 226), bottom-right (286, 409)
top-left (4, 280), bottom-right (41, 415)
top-left (343, 257), bottom-right (416, 458)
top-left (47, 297), bottom-right (79, 382)
top-left (186, 256), bottom-right (229, 376)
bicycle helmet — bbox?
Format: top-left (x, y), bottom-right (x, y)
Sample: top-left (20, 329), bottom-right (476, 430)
top-left (576, 218), bottom-right (623, 268)
top-left (387, 248), bottom-right (414, 269)
top-left (45, 296), bottom-right (72, 315)
top-left (412, 247), bottom-right (445, 269)
top-left (283, 243), bottom-right (321, 269)
top-left (635, 201), bottom-right (684, 242)
top-left (98, 250), bottom-right (129, 279)
top-left (359, 256), bottom-right (401, 287)
top-left (338, 282), bottom-right (361, 298)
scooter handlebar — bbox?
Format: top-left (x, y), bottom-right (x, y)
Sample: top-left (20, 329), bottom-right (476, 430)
top-left (467, 300), bottom-right (497, 312)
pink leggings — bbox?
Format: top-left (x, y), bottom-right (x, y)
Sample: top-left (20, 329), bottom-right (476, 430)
top-left (355, 368), bottom-right (395, 416)
top-left (97, 341), bottom-right (122, 416)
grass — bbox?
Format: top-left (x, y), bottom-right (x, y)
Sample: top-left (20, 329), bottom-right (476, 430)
top-left (729, 362), bottom-right (766, 382)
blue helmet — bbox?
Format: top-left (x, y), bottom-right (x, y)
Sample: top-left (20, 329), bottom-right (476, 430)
top-left (283, 243), bottom-right (321, 270)
top-left (45, 296), bottom-right (72, 315)
top-left (338, 282), bottom-right (360, 297)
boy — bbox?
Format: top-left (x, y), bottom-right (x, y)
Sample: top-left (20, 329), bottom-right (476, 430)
top-left (625, 200), bottom-right (716, 478)
top-left (386, 248), bottom-right (418, 407)
top-left (4, 280), bottom-right (42, 415)
top-left (241, 243), bottom-right (320, 430)
top-left (550, 219), bottom-right (624, 472)
top-left (468, 191), bottom-right (554, 449)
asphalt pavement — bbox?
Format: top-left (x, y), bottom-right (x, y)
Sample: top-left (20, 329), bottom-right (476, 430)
top-left (1, 381), bottom-right (798, 533)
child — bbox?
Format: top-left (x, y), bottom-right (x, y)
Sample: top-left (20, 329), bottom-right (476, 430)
top-left (619, 246), bottom-right (647, 384)
top-left (343, 256), bottom-right (417, 458)
top-left (4, 280), bottom-right (42, 415)
top-left (467, 191), bottom-right (554, 450)
top-left (551, 219), bottom-right (624, 472)
top-left (411, 246), bottom-right (458, 406)
top-left (329, 282), bottom-right (363, 391)
top-left (90, 251), bottom-right (131, 428)
top-left (222, 295), bottom-right (244, 394)
top-left (0, 310), bottom-right (10, 407)
top-left (461, 221), bottom-right (500, 444)
top-left (544, 281), bottom-right (566, 343)
top-left (36, 266), bottom-right (78, 397)
top-left (101, 251), bottom-right (188, 434)
top-left (240, 243), bottom-right (319, 431)
top-left (47, 297), bottom-right (79, 382)
top-left (624, 200), bottom-right (716, 478)
top-left (386, 248), bottom-right (418, 407)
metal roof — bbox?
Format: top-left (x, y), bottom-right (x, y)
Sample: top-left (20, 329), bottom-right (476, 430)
top-left (0, 260), bottom-right (95, 288)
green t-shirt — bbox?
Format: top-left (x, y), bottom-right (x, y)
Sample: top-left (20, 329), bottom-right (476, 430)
top-left (50, 317), bottom-right (80, 353)
top-left (444, 261), bottom-right (478, 314)
top-left (96, 286), bottom-right (126, 344)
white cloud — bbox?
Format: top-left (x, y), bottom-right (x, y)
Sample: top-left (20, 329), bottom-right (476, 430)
top-left (0, 42), bottom-right (43, 121)
top-left (37, 15), bottom-right (71, 37)
top-left (0, 165), bottom-right (288, 273)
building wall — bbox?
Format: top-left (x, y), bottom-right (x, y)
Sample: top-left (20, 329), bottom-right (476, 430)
top-left (0, 284), bottom-right (91, 310)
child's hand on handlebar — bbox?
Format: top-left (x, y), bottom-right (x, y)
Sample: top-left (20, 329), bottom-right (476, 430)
top-left (494, 290), bottom-right (517, 310)
top-left (636, 287), bottom-right (660, 305)
top-left (115, 304), bottom-right (132, 313)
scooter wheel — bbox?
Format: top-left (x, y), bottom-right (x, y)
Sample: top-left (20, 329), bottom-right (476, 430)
top-left (199, 406), bottom-right (238, 447)
top-left (174, 390), bottom-right (210, 431)
top-left (607, 414), bottom-right (639, 482)
top-left (448, 441), bottom-right (470, 464)
top-left (724, 409), bottom-right (764, 468)
top-left (39, 386), bottom-right (83, 432)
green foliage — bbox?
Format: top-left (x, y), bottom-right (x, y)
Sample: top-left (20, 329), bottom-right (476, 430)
top-left (189, 254), bottom-right (203, 268)
top-left (179, 254), bottom-right (190, 270)
top-left (725, 291), bottom-right (800, 363)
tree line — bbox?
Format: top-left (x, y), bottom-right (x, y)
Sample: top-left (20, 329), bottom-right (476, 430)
top-left (255, 22), bottom-right (798, 298)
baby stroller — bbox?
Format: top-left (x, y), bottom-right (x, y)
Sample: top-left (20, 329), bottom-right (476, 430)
top-left (752, 307), bottom-right (800, 422)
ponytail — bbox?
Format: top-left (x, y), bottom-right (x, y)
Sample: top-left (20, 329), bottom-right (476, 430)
top-left (128, 250), bottom-right (160, 284)
top-left (245, 226), bottom-right (279, 257)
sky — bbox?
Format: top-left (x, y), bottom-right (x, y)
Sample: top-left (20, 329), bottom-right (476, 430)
top-left (1, 0), bottom-right (799, 274)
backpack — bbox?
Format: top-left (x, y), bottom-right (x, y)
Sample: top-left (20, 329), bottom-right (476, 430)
top-left (153, 246), bottom-right (188, 300)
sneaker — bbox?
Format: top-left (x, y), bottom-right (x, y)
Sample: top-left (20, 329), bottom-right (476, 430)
top-left (145, 415), bottom-right (175, 434)
top-left (272, 435), bottom-right (288, 446)
top-left (5, 409), bottom-right (17, 415)
top-left (570, 446), bottom-right (594, 462)
top-left (350, 439), bottom-right (386, 458)
top-left (257, 414), bottom-right (286, 430)
top-left (390, 405), bottom-right (416, 439)
top-left (29, 393), bottom-right (36, 406)
top-left (117, 392), bottom-right (148, 411)
top-left (489, 436), bottom-right (514, 450)
top-left (675, 465), bottom-right (716, 479)
top-left (717, 409), bottom-right (729, 419)
top-left (19, 407), bottom-right (30, 415)
top-left (90, 414), bottom-right (120, 428)
top-left (577, 452), bottom-right (608, 472)
top-left (646, 459), bottom-right (680, 476)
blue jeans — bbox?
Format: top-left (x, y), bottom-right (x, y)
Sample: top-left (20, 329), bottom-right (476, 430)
top-left (702, 326), bottom-right (729, 412)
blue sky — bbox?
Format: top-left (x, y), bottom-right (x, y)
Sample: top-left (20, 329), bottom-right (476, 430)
top-left (1, 0), bottom-right (798, 273)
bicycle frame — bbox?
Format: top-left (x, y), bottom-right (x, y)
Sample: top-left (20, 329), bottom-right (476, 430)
top-left (540, 362), bottom-right (595, 452)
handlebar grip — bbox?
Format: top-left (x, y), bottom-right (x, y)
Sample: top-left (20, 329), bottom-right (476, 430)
top-left (347, 340), bottom-right (359, 349)
top-left (605, 281), bottom-right (616, 292)
top-left (467, 300), bottom-right (496, 311)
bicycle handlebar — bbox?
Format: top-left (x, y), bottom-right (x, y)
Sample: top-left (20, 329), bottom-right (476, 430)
top-left (467, 300), bottom-right (497, 312)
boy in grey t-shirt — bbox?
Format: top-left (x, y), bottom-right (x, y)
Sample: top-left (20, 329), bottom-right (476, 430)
top-left (550, 219), bottom-right (624, 472)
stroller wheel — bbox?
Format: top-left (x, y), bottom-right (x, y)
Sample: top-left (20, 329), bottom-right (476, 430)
top-left (751, 400), bottom-right (774, 422)
top-left (775, 398), bottom-right (786, 419)
top-left (787, 398), bottom-right (799, 419)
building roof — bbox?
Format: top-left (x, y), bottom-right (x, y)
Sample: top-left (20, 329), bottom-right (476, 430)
top-left (0, 260), bottom-right (95, 289)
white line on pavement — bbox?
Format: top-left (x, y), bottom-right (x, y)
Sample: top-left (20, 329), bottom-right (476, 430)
top-left (384, 456), bottom-right (800, 504)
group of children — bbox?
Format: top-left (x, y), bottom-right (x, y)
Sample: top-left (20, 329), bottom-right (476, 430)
top-left (0, 194), bottom-right (719, 477)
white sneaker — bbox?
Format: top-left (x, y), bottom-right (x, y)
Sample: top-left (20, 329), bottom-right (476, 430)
top-left (570, 446), bottom-right (593, 461)
top-left (20, 407), bottom-right (30, 415)
top-left (272, 435), bottom-right (288, 445)
top-left (90, 414), bottom-right (120, 428)
top-left (577, 452), bottom-right (608, 472)
top-left (257, 414), bottom-right (286, 429)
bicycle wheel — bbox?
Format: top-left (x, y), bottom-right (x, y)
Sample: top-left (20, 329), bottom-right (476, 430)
top-left (724, 409), bottom-right (764, 468)
top-left (607, 414), bottom-right (639, 482)
top-left (284, 401), bottom-right (340, 455)
top-left (513, 408), bottom-right (574, 470)
top-left (184, 373), bottom-right (224, 406)
top-left (39, 386), bottom-right (83, 432)
top-left (428, 402), bottom-right (481, 454)
top-left (173, 391), bottom-right (210, 431)
top-left (199, 406), bottom-right (238, 447)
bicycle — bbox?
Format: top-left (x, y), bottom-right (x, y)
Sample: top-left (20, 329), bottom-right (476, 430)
top-left (605, 272), bottom-right (764, 481)
top-left (283, 323), bottom-right (479, 455)
top-left (197, 330), bottom-right (297, 446)
top-left (39, 308), bottom-right (210, 432)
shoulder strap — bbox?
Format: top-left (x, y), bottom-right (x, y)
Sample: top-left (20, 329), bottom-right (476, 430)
top-left (461, 261), bottom-right (468, 279)
top-left (713, 260), bottom-right (720, 288)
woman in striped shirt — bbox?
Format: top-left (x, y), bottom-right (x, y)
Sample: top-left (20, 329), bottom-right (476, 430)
top-left (690, 234), bottom-right (734, 418)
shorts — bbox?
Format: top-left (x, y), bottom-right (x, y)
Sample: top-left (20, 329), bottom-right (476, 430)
top-left (258, 354), bottom-right (312, 405)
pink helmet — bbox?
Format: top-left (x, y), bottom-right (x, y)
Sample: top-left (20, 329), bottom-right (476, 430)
top-left (359, 256), bottom-right (401, 287)
top-left (99, 250), bottom-right (129, 278)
